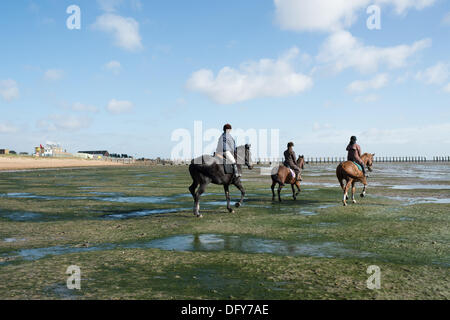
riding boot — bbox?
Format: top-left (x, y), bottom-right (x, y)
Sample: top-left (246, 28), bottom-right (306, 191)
top-left (362, 166), bottom-right (368, 178)
top-left (295, 172), bottom-right (302, 181)
top-left (233, 164), bottom-right (241, 179)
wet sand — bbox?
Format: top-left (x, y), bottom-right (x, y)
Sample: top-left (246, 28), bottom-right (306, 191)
top-left (0, 156), bottom-right (125, 171)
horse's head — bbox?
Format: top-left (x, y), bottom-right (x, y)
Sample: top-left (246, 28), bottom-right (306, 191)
top-left (364, 153), bottom-right (375, 172)
top-left (297, 155), bottom-right (305, 169)
top-left (245, 144), bottom-right (253, 169)
top-left (236, 144), bottom-right (253, 169)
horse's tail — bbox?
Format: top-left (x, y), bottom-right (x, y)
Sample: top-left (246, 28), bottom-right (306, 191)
top-left (336, 163), bottom-right (345, 189)
top-left (271, 173), bottom-right (284, 185)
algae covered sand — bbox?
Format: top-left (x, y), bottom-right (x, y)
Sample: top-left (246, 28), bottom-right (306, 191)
top-left (0, 164), bottom-right (449, 299)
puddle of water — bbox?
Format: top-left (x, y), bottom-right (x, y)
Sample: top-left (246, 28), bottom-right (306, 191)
top-left (44, 284), bottom-right (79, 300)
top-left (315, 222), bottom-right (339, 227)
top-left (3, 238), bottom-right (26, 243)
top-left (399, 217), bottom-right (415, 221)
top-left (4, 234), bottom-right (373, 264)
top-left (389, 184), bottom-right (450, 190)
top-left (279, 203), bottom-right (337, 216)
top-left (1, 211), bottom-right (42, 222)
top-left (88, 192), bottom-right (123, 197)
top-left (102, 207), bottom-right (190, 220)
top-left (95, 196), bottom-right (172, 204)
top-left (0, 193), bottom-right (88, 201)
top-left (386, 196), bottom-right (450, 205)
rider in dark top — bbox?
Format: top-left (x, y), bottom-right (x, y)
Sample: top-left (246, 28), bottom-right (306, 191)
top-left (283, 142), bottom-right (302, 181)
top-left (346, 136), bottom-right (367, 177)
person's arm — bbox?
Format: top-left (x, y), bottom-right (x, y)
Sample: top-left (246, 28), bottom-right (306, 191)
top-left (357, 144), bottom-right (362, 157)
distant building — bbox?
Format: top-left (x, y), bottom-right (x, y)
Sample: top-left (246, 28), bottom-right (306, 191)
top-left (0, 149), bottom-right (9, 155)
top-left (74, 153), bottom-right (94, 160)
top-left (78, 151), bottom-right (110, 158)
top-left (34, 143), bottom-right (72, 157)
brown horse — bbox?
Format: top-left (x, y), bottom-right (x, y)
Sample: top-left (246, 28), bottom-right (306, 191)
top-left (271, 155), bottom-right (305, 202)
top-left (336, 153), bottom-right (375, 206)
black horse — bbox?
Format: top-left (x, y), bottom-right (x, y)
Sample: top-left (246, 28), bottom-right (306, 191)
top-left (188, 144), bottom-right (253, 218)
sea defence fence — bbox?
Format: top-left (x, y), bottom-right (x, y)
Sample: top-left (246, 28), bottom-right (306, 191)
top-left (135, 156), bottom-right (450, 166)
top-left (252, 156), bottom-right (450, 165)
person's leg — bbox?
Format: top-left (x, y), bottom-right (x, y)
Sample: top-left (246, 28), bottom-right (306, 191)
top-left (224, 151), bottom-right (240, 177)
top-left (357, 160), bottom-right (367, 177)
top-left (292, 166), bottom-right (302, 181)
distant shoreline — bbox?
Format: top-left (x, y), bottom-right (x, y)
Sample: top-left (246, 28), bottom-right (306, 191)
top-left (0, 155), bottom-right (125, 171)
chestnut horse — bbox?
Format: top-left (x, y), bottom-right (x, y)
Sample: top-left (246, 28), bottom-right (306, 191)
top-left (271, 155), bottom-right (305, 202)
top-left (336, 153), bottom-right (375, 206)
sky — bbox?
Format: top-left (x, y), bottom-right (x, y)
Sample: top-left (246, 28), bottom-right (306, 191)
top-left (0, 0), bottom-right (449, 159)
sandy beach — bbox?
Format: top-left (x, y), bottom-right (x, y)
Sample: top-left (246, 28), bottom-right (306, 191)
top-left (0, 156), bottom-right (126, 171)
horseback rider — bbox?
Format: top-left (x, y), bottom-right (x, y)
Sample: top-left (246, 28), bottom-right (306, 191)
top-left (346, 136), bottom-right (367, 177)
top-left (283, 142), bottom-right (302, 182)
top-left (216, 124), bottom-right (240, 179)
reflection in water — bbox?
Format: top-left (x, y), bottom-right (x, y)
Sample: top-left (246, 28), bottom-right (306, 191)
top-left (2, 234), bottom-right (373, 265)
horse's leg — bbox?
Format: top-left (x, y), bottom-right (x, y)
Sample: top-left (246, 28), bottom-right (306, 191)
top-left (343, 179), bottom-right (352, 206)
top-left (295, 180), bottom-right (301, 193)
top-left (360, 177), bottom-right (368, 197)
top-left (271, 180), bottom-right (276, 201)
top-left (189, 180), bottom-right (198, 199)
top-left (233, 180), bottom-right (245, 208)
top-left (278, 184), bottom-right (283, 202)
top-left (194, 183), bottom-right (207, 218)
top-left (351, 181), bottom-right (357, 203)
top-left (224, 184), bottom-right (233, 213)
top-left (291, 184), bottom-right (296, 200)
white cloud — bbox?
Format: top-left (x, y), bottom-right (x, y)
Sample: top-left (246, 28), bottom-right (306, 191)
top-left (443, 83), bottom-right (450, 93)
top-left (443, 12), bottom-right (450, 25)
top-left (347, 73), bottom-right (389, 93)
top-left (107, 99), bottom-right (134, 114)
top-left (0, 79), bottom-right (19, 102)
top-left (72, 102), bottom-right (99, 113)
top-left (38, 115), bottom-right (91, 131)
top-left (274, 0), bottom-right (436, 32)
top-left (186, 47), bottom-right (313, 104)
top-left (0, 123), bottom-right (18, 134)
top-left (97, 0), bottom-right (124, 12)
top-left (415, 62), bottom-right (449, 85)
top-left (44, 69), bottom-right (64, 81)
top-left (104, 60), bottom-right (122, 74)
top-left (354, 93), bottom-right (380, 103)
top-left (305, 122), bottom-right (450, 145)
top-left (317, 30), bottom-right (431, 74)
top-left (93, 14), bottom-right (143, 51)
top-left (313, 122), bottom-right (333, 131)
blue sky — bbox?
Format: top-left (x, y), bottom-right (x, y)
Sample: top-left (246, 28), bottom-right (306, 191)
top-left (0, 0), bottom-right (449, 159)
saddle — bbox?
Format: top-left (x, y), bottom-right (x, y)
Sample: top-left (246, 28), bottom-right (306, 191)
top-left (352, 161), bottom-right (363, 172)
top-left (214, 153), bottom-right (234, 174)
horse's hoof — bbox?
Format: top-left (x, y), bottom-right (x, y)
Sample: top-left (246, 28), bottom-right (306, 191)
top-left (352, 200), bottom-right (357, 204)
top-left (346, 196), bottom-right (349, 200)
top-left (343, 202), bottom-right (347, 206)
top-left (235, 202), bottom-right (241, 208)
top-left (197, 214), bottom-right (203, 218)
top-left (360, 193), bottom-right (365, 198)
